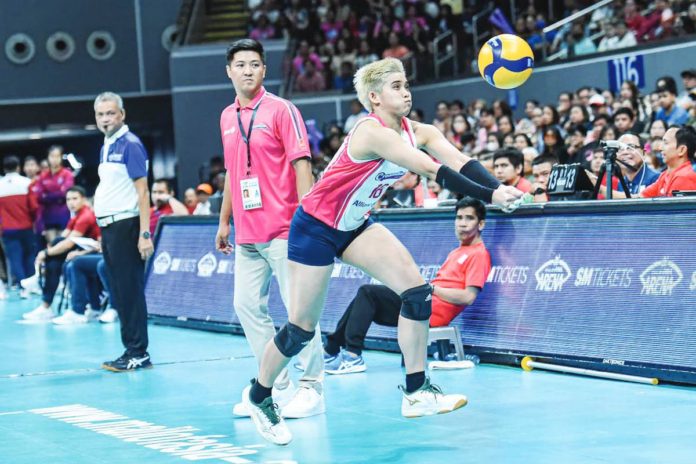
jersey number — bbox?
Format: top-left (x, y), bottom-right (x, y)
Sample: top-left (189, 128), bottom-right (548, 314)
top-left (369, 183), bottom-right (389, 199)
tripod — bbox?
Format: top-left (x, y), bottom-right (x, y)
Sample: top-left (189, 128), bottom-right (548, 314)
top-left (592, 145), bottom-right (632, 200)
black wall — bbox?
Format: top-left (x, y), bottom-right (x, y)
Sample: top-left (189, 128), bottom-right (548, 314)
top-left (0, 0), bottom-right (181, 188)
top-left (0, 0), bottom-right (181, 104)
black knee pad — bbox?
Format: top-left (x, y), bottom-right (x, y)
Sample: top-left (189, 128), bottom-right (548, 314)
top-left (400, 284), bottom-right (433, 321)
top-left (274, 322), bottom-right (314, 357)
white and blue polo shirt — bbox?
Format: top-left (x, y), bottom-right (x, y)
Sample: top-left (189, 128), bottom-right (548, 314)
top-left (93, 124), bottom-right (149, 218)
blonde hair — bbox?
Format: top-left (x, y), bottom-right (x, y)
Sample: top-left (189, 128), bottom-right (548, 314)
top-left (353, 58), bottom-right (405, 112)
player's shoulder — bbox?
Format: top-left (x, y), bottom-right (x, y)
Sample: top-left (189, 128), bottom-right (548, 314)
top-left (354, 115), bottom-right (384, 132)
top-left (263, 92), bottom-right (301, 115)
top-left (411, 119), bottom-right (438, 136)
top-left (466, 242), bottom-right (490, 258)
top-left (348, 117), bottom-right (385, 144)
top-left (471, 242), bottom-right (491, 259)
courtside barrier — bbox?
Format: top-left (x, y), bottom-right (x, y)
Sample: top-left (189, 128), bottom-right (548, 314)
top-left (146, 198), bottom-right (696, 384)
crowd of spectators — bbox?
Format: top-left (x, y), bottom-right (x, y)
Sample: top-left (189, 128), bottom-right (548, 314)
top-left (519, 0), bottom-right (696, 59)
top-left (300, 67), bottom-right (696, 206)
top-left (248, 0), bottom-right (477, 92)
top-left (246, 0), bottom-right (696, 88)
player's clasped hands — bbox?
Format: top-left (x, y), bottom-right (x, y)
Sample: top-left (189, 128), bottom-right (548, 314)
top-left (492, 185), bottom-right (524, 212)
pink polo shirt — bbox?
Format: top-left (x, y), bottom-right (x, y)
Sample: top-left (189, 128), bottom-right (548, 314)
top-left (220, 87), bottom-right (310, 244)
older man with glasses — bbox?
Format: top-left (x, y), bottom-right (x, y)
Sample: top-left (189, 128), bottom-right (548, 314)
top-left (589, 133), bottom-right (660, 198)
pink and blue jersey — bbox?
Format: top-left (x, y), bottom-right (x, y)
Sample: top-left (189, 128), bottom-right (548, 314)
top-left (301, 115), bottom-right (415, 231)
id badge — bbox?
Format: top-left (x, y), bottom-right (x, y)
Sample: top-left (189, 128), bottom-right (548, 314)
top-left (240, 177), bottom-right (263, 210)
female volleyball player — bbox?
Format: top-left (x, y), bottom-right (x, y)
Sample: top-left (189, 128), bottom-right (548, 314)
top-left (236, 57), bottom-right (522, 444)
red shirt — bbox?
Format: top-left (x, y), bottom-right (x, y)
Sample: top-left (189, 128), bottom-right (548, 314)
top-left (598, 176), bottom-right (620, 200)
top-left (382, 46), bottom-right (410, 59)
top-left (66, 205), bottom-right (101, 240)
top-left (150, 203), bottom-right (173, 236)
top-left (430, 241), bottom-right (492, 327)
top-left (641, 161), bottom-right (696, 198)
top-left (221, 87), bottom-right (311, 244)
top-left (515, 177), bottom-right (532, 193)
top-left (0, 173), bottom-right (37, 230)
top-left (414, 184), bottom-right (437, 207)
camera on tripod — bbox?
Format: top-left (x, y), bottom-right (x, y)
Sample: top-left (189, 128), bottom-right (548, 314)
top-left (599, 140), bottom-right (629, 152)
top-left (592, 139), bottom-right (631, 199)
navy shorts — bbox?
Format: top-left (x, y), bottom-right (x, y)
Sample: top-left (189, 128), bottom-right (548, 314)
top-left (288, 206), bottom-right (374, 266)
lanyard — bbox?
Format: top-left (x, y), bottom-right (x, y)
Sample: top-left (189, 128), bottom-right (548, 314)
top-left (626, 164), bottom-right (646, 194)
top-left (237, 102), bottom-right (261, 176)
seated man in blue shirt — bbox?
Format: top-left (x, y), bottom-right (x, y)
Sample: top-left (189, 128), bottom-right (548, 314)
top-left (655, 85), bottom-right (689, 126)
top-left (592, 133), bottom-right (660, 198)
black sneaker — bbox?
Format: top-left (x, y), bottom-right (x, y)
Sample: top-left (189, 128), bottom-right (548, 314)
top-left (102, 352), bottom-right (153, 372)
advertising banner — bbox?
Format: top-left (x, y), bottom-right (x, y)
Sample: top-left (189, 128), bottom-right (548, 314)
top-left (147, 206), bottom-right (696, 383)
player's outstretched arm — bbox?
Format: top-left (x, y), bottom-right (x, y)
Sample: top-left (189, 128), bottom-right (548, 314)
top-left (353, 121), bottom-right (519, 206)
top-left (412, 121), bottom-right (470, 170)
top-left (413, 121), bottom-right (507, 191)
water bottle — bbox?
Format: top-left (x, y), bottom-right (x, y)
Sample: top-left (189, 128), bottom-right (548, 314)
top-left (433, 352), bottom-right (480, 364)
top-left (433, 352), bottom-right (458, 361)
top-left (462, 354), bottom-right (480, 365)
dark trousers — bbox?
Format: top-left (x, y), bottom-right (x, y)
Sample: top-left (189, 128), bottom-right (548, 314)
top-left (325, 284), bottom-right (401, 356)
top-left (68, 254), bottom-right (106, 314)
top-left (2, 228), bottom-right (35, 285)
top-left (96, 258), bottom-right (112, 305)
top-left (42, 237), bottom-right (68, 305)
top-left (101, 217), bottom-right (148, 355)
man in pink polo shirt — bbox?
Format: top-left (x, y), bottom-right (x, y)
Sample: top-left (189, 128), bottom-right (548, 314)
top-left (215, 39), bottom-right (325, 419)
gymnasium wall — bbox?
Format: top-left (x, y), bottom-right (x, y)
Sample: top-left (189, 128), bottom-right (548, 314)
top-left (0, 0), bottom-right (180, 104)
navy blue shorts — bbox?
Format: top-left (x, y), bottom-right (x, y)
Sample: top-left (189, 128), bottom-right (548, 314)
top-left (288, 206), bottom-right (374, 266)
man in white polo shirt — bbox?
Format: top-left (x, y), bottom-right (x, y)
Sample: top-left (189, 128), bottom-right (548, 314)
top-left (93, 91), bottom-right (154, 372)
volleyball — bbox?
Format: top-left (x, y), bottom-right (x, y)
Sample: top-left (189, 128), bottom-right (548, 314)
top-left (477, 34), bottom-right (534, 89)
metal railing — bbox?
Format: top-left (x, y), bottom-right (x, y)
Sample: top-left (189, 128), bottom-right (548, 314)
top-left (182, 0), bottom-right (205, 45)
top-left (405, 54), bottom-right (418, 82)
top-left (542, 0), bottom-right (614, 60)
top-left (279, 37), bottom-right (297, 98)
top-left (546, 30), bottom-right (606, 61)
top-left (175, 0), bottom-right (196, 46)
top-left (432, 30), bottom-right (458, 79)
top-left (472, 3), bottom-right (495, 54)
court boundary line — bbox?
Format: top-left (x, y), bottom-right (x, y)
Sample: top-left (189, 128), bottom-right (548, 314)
top-left (0, 355), bottom-right (254, 380)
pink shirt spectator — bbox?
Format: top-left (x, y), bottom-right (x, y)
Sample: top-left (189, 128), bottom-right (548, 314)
top-left (250, 26), bottom-right (276, 40)
top-left (220, 87), bottom-right (310, 244)
top-left (295, 71), bottom-right (326, 93)
top-left (403, 17), bottom-right (428, 36)
top-left (292, 53), bottom-right (323, 75)
top-left (475, 124), bottom-right (498, 152)
top-left (373, 19), bottom-right (402, 38)
top-left (321, 20), bottom-right (344, 43)
top-left (32, 167), bottom-right (74, 230)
